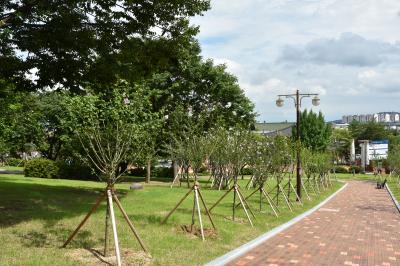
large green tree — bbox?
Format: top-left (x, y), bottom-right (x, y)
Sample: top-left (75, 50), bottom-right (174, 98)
top-left (0, 90), bottom-right (45, 158)
top-left (0, 0), bottom-right (210, 92)
top-left (144, 59), bottom-right (256, 130)
top-left (349, 121), bottom-right (394, 142)
top-left (293, 109), bottom-right (332, 152)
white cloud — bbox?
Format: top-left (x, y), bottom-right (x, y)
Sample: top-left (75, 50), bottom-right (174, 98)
top-left (191, 0), bottom-right (400, 121)
top-left (279, 33), bottom-right (400, 67)
top-left (358, 70), bottom-right (378, 80)
top-left (358, 69), bottom-right (400, 95)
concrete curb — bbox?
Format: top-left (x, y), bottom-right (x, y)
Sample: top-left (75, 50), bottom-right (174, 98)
top-left (205, 182), bottom-right (348, 266)
top-left (385, 183), bottom-right (400, 214)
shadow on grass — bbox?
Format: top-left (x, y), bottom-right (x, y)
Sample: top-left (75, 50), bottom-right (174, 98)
top-left (0, 178), bottom-right (135, 249)
top-left (0, 178), bottom-right (127, 228)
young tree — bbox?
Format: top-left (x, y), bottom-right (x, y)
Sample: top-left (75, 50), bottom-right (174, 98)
top-left (63, 81), bottom-right (159, 257)
top-left (65, 81), bottom-right (160, 184)
top-left (387, 144), bottom-right (400, 176)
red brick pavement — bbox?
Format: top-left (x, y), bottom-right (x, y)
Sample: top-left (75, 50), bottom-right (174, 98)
top-left (228, 181), bottom-right (400, 266)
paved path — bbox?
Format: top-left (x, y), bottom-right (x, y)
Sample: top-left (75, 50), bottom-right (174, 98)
top-left (228, 181), bottom-right (400, 266)
top-left (0, 169), bottom-right (23, 174)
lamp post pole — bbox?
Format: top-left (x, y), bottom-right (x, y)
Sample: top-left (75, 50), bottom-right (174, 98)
top-left (276, 90), bottom-right (320, 199)
top-left (295, 90), bottom-right (301, 198)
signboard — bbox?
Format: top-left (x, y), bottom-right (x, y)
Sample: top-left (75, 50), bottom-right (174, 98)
top-left (368, 140), bottom-right (389, 160)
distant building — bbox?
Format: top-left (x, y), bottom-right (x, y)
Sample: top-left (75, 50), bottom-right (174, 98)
top-left (341, 112), bottom-right (400, 131)
top-left (254, 122), bottom-right (295, 137)
top-left (332, 122), bottom-right (349, 130)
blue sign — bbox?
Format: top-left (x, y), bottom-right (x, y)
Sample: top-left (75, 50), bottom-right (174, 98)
top-left (371, 140), bottom-right (389, 145)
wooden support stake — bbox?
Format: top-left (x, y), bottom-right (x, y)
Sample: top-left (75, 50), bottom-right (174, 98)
top-left (170, 172), bottom-right (180, 188)
top-left (301, 179), bottom-right (311, 200)
top-left (233, 185), bottom-right (237, 221)
top-left (290, 181), bottom-right (303, 205)
top-left (197, 189), bottom-right (216, 230)
top-left (62, 193), bottom-right (106, 248)
top-left (262, 189), bottom-right (278, 217)
top-left (279, 184), bottom-right (293, 211)
top-left (191, 190), bottom-right (196, 232)
top-left (161, 187), bottom-right (193, 224)
top-left (235, 186), bottom-right (253, 227)
top-left (237, 188), bottom-right (256, 219)
top-left (262, 188), bottom-right (280, 213)
top-left (194, 186), bottom-right (205, 241)
top-left (209, 186), bottom-right (234, 212)
top-left (107, 190), bottom-right (121, 266)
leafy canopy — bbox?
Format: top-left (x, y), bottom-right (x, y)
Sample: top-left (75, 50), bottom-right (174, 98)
top-left (0, 0), bottom-right (210, 91)
top-left (292, 109), bottom-right (332, 152)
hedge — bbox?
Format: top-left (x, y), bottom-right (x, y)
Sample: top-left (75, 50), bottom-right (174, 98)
top-left (24, 158), bottom-right (59, 179)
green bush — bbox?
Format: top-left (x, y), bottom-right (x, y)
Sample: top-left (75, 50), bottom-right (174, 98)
top-left (349, 165), bottom-right (361, 174)
top-left (24, 158), bottom-right (59, 179)
top-left (197, 165), bottom-right (208, 174)
top-left (241, 167), bottom-right (254, 176)
top-left (5, 158), bottom-right (24, 167)
top-left (129, 167), bottom-right (147, 177)
top-left (334, 165), bottom-right (349, 173)
top-left (56, 160), bottom-right (97, 181)
top-left (152, 167), bottom-right (174, 178)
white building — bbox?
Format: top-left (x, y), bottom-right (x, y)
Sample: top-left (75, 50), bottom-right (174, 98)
top-left (341, 112), bottom-right (400, 131)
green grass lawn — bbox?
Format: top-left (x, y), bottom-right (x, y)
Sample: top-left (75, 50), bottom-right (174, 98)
top-left (335, 172), bottom-right (380, 181)
top-left (386, 176), bottom-right (400, 203)
top-left (0, 174), bottom-right (342, 266)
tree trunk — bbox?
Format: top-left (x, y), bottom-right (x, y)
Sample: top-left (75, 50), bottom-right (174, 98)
top-left (146, 159), bottom-right (151, 183)
top-left (104, 199), bottom-right (110, 257)
top-left (173, 160), bottom-right (178, 180)
top-left (186, 166), bottom-right (190, 188)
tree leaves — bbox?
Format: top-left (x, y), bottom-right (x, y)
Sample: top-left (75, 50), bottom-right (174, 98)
top-left (0, 0), bottom-right (210, 91)
top-left (293, 109), bottom-right (332, 152)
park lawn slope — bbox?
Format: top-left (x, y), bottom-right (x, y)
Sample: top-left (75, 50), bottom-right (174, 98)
top-left (0, 174), bottom-right (342, 266)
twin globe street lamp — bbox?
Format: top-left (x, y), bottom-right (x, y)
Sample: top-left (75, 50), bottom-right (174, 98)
top-left (276, 90), bottom-right (320, 199)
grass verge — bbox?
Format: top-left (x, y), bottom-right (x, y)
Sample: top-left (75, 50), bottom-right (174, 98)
top-left (0, 174), bottom-right (342, 265)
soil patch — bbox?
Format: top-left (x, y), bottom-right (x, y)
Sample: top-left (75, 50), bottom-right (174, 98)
top-left (67, 248), bottom-right (151, 266)
top-left (177, 224), bottom-right (218, 239)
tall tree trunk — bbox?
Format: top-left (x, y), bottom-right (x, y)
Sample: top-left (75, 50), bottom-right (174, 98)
top-left (173, 160), bottom-right (178, 180)
top-left (186, 166), bottom-right (190, 188)
top-left (104, 199), bottom-right (110, 257)
top-left (146, 159), bottom-right (151, 183)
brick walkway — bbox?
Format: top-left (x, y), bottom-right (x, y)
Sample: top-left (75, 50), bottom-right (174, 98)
top-left (228, 181), bottom-right (400, 266)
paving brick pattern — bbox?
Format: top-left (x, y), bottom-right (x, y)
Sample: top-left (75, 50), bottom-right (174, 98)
top-left (228, 181), bottom-right (400, 266)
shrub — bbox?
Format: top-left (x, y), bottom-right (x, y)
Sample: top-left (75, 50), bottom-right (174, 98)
top-left (56, 160), bottom-right (97, 181)
top-left (152, 167), bottom-right (174, 178)
top-left (334, 166), bottom-right (349, 173)
top-left (241, 167), bottom-right (254, 176)
top-left (129, 167), bottom-right (147, 177)
top-left (197, 165), bottom-right (208, 174)
top-left (24, 158), bottom-right (59, 179)
top-left (349, 165), bottom-right (361, 174)
top-left (5, 158), bottom-right (25, 167)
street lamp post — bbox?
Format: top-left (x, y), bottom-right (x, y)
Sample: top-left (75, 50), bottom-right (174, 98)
top-left (276, 89), bottom-right (320, 199)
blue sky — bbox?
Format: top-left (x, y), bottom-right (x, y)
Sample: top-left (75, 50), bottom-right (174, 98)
top-left (191, 0), bottom-right (400, 122)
